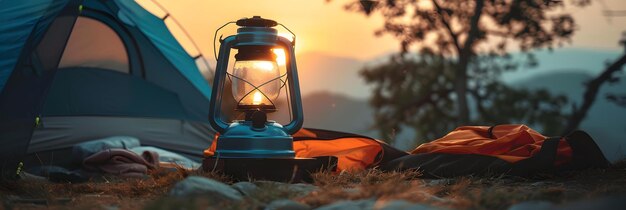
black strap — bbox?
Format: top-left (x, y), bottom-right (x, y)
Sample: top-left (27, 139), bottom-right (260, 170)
top-left (508, 137), bottom-right (560, 176)
top-left (487, 125), bottom-right (497, 139)
top-left (561, 130), bottom-right (610, 170)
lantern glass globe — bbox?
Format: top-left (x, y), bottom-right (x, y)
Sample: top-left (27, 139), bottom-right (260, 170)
top-left (231, 60), bottom-right (281, 106)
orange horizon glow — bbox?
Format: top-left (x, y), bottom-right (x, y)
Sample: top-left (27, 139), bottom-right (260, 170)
top-left (135, 0), bottom-right (399, 62)
top-left (137, 0), bottom-right (626, 64)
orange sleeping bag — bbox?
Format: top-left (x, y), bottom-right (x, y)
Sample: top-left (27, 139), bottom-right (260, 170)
top-left (411, 124), bottom-right (573, 165)
top-left (204, 128), bottom-right (396, 171)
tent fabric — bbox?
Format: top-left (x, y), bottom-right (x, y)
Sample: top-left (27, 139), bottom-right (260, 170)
top-left (43, 68), bottom-right (190, 119)
top-left (57, 17), bottom-right (130, 73)
top-left (114, 0), bottom-right (211, 100)
top-left (0, 0), bottom-right (68, 93)
top-left (0, 0), bottom-right (216, 178)
top-left (29, 116), bottom-right (212, 159)
top-left (0, 0), bottom-right (79, 179)
top-left (410, 124), bottom-right (573, 165)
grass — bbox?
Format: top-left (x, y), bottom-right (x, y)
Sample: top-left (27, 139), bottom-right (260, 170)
top-left (1, 163), bottom-right (626, 209)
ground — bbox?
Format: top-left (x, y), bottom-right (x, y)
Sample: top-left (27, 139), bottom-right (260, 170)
top-left (1, 162), bottom-right (625, 210)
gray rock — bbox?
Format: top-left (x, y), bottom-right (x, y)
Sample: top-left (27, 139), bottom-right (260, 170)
top-left (529, 182), bottom-right (555, 187)
top-left (315, 199), bottom-right (376, 210)
top-left (423, 179), bottom-right (454, 187)
top-left (255, 181), bottom-right (319, 196)
top-left (232, 181), bottom-right (260, 196)
top-left (342, 187), bottom-right (360, 194)
top-left (380, 200), bottom-right (444, 210)
top-left (265, 199), bottom-right (311, 210)
top-left (103, 205), bottom-right (120, 210)
top-left (508, 200), bottom-right (554, 210)
top-left (169, 176), bottom-right (243, 201)
top-left (288, 183), bottom-right (319, 196)
top-left (554, 196), bottom-right (626, 210)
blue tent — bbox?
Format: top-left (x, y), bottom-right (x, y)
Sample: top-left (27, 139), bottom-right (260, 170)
top-left (0, 0), bottom-right (214, 177)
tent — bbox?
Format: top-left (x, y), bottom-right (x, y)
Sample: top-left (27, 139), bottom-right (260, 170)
top-left (0, 0), bottom-right (214, 178)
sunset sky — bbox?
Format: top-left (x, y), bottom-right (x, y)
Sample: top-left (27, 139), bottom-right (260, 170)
top-left (139, 0), bottom-right (626, 62)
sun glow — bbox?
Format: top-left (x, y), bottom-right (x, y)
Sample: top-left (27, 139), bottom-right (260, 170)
top-left (253, 61), bottom-right (277, 71)
top-left (273, 48), bottom-right (286, 66)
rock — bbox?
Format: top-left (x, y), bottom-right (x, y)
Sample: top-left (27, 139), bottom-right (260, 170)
top-left (103, 205), bottom-right (120, 210)
top-left (507, 201), bottom-right (554, 210)
top-left (315, 199), bottom-right (376, 210)
top-left (380, 200), bottom-right (444, 210)
top-left (265, 199), bottom-right (311, 210)
top-left (423, 179), bottom-right (454, 187)
top-left (315, 199), bottom-right (444, 210)
top-left (255, 181), bottom-right (319, 196)
top-left (529, 182), bottom-right (555, 187)
top-left (342, 188), bottom-right (360, 194)
top-left (232, 181), bottom-right (260, 196)
top-left (169, 176), bottom-right (243, 201)
top-left (553, 196), bottom-right (626, 210)
top-left (288, 183), bottom-right (319, 196)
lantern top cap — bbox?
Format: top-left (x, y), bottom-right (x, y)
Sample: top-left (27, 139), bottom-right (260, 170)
top-left (237, 16), bottom-right (277, 28)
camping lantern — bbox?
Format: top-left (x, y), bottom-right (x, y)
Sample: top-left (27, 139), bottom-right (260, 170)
top-left (204, 16), bottom-right (330, 182)
top-left (208, 16), bottom-right (302, 158)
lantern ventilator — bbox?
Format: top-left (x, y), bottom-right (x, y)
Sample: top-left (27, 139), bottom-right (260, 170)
top-left (202, 16), bottom-right (335, 182)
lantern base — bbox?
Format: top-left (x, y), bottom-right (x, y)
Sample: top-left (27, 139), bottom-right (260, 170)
top-left (201, 156), bottom-right (337, 183)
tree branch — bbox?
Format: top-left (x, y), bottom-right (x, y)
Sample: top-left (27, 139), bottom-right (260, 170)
top-left (461, 0), bottom-right (485, 56)
top-left (562, 53), bottom-right (626, 135)
top-left (432, 0), bottom-right (462, 53)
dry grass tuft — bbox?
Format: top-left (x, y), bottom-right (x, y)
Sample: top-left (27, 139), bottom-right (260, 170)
top-left (311, 168), bottom-right (421, 188)
top-left (2, 162), bottom-right (626, 209)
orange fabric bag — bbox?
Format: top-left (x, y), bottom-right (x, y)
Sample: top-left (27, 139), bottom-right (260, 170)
top-left (411, 124), bottom-right (573, 165)
top-left (204, 128), bottom-right (386, 172)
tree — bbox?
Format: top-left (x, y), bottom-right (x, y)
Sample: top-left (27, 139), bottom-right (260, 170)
top-left (562, 33), bottom-right (626, 135)
top-left (338, 0), bottom-right (589, 143)
top-left (361, 50), bottom-right (568, 143)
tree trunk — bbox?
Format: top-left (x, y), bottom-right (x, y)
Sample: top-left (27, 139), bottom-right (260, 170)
top-left (455, 0), bottom-right (484, 124)
top-left (456, 57), bottom-right (470, 124)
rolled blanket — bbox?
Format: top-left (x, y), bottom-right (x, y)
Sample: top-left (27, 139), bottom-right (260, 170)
top-left (72, 136), bottom-right (141, 161)
top-left (82, 148), bottom-right (159, 177)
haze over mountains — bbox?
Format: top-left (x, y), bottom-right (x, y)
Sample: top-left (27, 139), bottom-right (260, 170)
top-left (294, 48), bottom-right (626, 161)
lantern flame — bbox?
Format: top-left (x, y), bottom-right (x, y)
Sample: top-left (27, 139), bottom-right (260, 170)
top-left (252, 91), bottom-right (263, 105)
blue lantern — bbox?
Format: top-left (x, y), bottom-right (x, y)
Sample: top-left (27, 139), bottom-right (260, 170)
top-left (208, 16), bottom-right (303, 158)
top-left (203, 16), bottom-right (331, 182)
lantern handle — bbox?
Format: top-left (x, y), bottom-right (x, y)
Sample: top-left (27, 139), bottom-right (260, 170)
top-left (277, 23), bottom-right (296, 46)
top-left (213, 21), bottom-right (236, 61)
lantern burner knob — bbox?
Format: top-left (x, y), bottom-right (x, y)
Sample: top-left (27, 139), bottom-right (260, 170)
top-left (250, 111), bottom-right (268, 129)
top-left (237, 16), bottom-right (278, 28)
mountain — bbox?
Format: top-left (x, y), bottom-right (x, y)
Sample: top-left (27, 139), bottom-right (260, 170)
top-left (296, 91), bottom-right (417, 150)
top-left (296, 52), bottom-right (370, 98)
top-left (292, 48), bottom-right (626, 160)
top-left (300, 91), bottom-right (375, 135)
top-left (294, 48), bottom-right (622, 99)
top-left (296, 71), bottom-right (626, 160)
top-left (511, 71), bottom-right (626, 162)
top-left (500, 48), bottom-right (621, 83)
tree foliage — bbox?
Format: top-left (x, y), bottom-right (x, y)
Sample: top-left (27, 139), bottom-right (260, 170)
top-left (362, 51), bottom-right (568, 143)
top-left (341, 0), bottom-right (589, 143)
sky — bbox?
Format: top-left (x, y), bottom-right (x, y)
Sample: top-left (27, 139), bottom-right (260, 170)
top-left (138, 0), bottom-right (396, 61)
top-left (139, 0), bottom-right (626, 62)
top-left (135, 0), bottom-right (626, 159)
